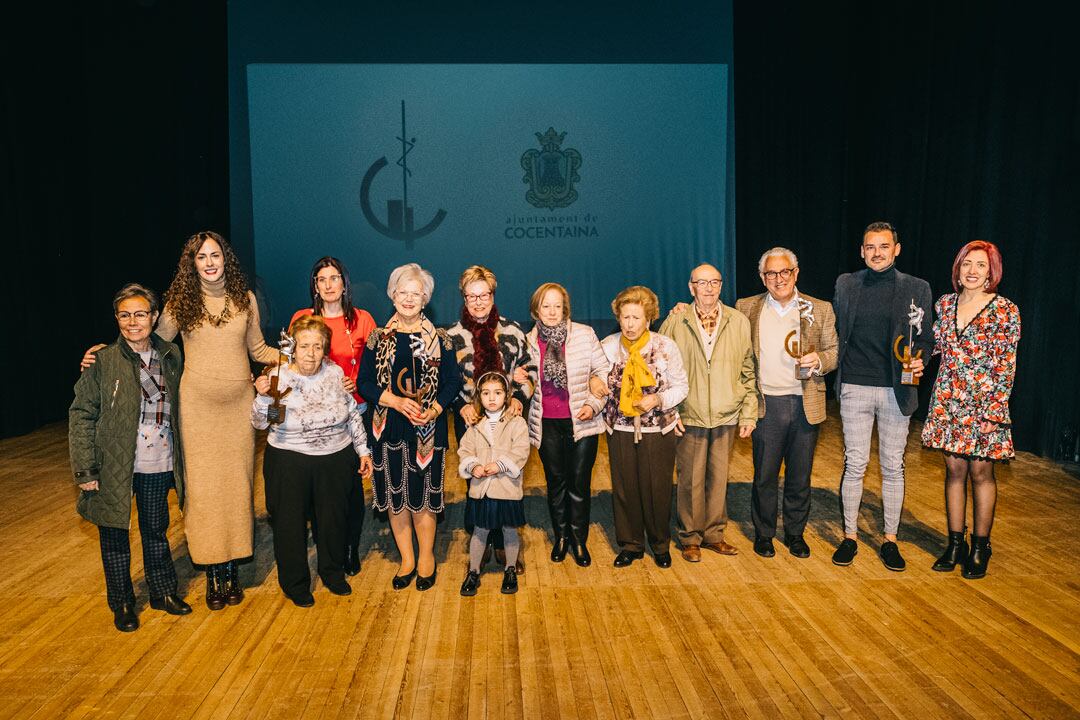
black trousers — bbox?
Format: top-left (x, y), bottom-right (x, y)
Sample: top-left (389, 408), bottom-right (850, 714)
top-left (751, 394), bottom-right (820, 539)
top-left (453, 408), bottom-right (504, 550)
top-left (98, 471), bottom-right (178, 610)
top-left (538, 418), bottom-right (598, 546)
top-left (264, 444), bottom-right (357, 598)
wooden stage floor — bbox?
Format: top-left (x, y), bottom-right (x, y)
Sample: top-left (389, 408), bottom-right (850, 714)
top-left (0, 412), bottom-right (1077, 719)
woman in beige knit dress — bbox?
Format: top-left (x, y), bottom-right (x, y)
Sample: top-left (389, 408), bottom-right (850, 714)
top-left (83, 231), bottom-right (277, 609)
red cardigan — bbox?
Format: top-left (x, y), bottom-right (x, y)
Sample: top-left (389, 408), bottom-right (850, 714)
top-left (291, 308), bottom-right (377, 404)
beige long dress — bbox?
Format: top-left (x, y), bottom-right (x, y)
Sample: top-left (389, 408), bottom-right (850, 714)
top-left (157, 287), bottom-right (277, 564)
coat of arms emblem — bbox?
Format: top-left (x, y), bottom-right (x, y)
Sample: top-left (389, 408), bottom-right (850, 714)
top-left (521, 127), bottom-right (582, 210)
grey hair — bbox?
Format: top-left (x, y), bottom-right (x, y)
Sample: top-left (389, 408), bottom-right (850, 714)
top-left (112, 282), bottom-right (161, 314)
top-left (386, 263), bottom-right (435, 303)
top-left (757, 247), bottom-right (799, 274)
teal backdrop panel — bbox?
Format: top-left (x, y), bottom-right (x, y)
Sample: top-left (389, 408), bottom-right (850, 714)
top-left (247, 63), bottom-right (730, 334)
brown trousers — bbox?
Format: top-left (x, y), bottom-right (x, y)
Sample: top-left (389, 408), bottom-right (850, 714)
top-left (609, 430), bottom-right (678, 553)
top-left (675, 424), bottom-right (736, 546)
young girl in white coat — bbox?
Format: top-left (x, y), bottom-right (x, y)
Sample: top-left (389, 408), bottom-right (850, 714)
top-left (458, 372), bottom-right (531, 595)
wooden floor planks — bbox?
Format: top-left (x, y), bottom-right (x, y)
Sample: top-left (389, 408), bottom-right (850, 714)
top-left (0, 410), bottom-right (1078, 719)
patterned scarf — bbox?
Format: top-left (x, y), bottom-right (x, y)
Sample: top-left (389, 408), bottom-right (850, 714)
top-left (461, 304), bottom-right (502, 381)
top-left (138, 348), bottom-right (170, 427)
top-left (619, 331), bottom-right (656, 418)
top-left (370, 313), bottom-right (443, 469)
top-left (537, 320), bottom-right (568, 389)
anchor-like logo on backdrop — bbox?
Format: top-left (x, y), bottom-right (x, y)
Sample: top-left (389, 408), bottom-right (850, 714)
top-left (360, 101), bottom-right (447, 249)
top-left (521, 127), bottom-right (582, 210)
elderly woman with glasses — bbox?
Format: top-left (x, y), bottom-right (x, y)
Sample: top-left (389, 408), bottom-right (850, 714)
top-left (446, 265), bottom-right (537, 573)
top-left (357, 263), bottom-right (462, 591)
top-left (69, 283), bottom-right (190, 631)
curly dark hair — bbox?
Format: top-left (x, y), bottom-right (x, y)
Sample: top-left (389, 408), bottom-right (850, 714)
top-left (165, 230), bottom-right (252, 332)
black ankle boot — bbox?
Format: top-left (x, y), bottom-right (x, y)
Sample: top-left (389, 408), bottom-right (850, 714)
top-left (224, 561), bottom-right (244, 605)
top-left (932, 530), bottom-right (968, 572)
top-left (205, 565), bottom-right (226, 611)
top-left (344, 543), bottom-right (361, 576)
top-left (962, 535), bottom-right (992, 579)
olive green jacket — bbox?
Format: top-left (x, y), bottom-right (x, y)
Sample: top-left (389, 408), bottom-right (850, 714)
top-left (658, 303), bottom-right (758, 429)
top-left (68, 334), bottom-right (184, 529)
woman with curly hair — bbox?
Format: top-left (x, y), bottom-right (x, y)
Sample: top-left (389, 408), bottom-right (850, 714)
top-left (83, 231), bottom-right (278, 609)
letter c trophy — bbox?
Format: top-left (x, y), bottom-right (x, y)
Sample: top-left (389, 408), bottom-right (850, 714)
top-left (265, 330), bottom-right (295, 424)
top-left (784, 297), bottom-right (817, 380)
top-left (893, 299), bottom-right (925, 386)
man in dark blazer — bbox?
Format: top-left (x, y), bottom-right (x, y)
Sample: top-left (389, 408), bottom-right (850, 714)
top-left (737, 248), bottom-right (838, 560)
top-left (831, 221), bottom-right (932, 572)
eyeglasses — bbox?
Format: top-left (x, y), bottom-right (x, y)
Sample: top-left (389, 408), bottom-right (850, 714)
top-left (464, 292), bottom-right (492, 303)
top-left (395, 291), bottom-right (423, 300)
top-left (691, 279), bottom-right (721, 289)
top-left (116, 311), bottom-right (152, 321)
top-left (316, 274), bottom-right (343, 286)
top-left (762, 268), bottom-right (795, 281)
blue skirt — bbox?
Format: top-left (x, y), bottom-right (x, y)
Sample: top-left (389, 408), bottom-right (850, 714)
top-left (464, 496), bottom-right (525, 530)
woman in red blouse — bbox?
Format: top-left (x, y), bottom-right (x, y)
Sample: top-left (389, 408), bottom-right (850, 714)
top-left (292, 257), bottom-right (376, 575)
top-left (921, 241), bottom-right (1020, 579)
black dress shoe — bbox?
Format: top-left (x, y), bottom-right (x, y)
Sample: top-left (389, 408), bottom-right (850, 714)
top-left (500, 567), bottom-right (519, 594)
top-left (550, 536), bottom-right (570, 562)
top-left (149, 594), bottom-right (192, 615)
top-left (460, 570), bottom-right (481, 597)
top-left (415, 566), bottom-right (437, 591)
top-left (879, 541), bottom-right (906, 572)
top-left (785, 535), bottom-right (811, 559)
top-left (344, 543), bottom-right (361, 576)
top-left (392, 569), bottom-right (417, 590)
top-left (613, 550), bottom-right (644, 568)
top-left (113, 603), bottom-right (139, 632)
top-left (653, 552), bottom-right (672, 568)
top-left (287, 592), bottom-right (315, 608)
top-left (753, 537), bottom-right (776, 558)
top-left (832, 538), bottom-right (858, 566)
top-left (325, 578), bottom-right (352, 596)
top-left (570, 543), bottom-right (592, 567)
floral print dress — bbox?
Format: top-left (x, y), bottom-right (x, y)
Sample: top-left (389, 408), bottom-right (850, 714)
top-left (921, 293), bottom-right (1020, 460)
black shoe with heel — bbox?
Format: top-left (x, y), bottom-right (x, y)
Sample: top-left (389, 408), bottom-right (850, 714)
top-left (932, 530), bottom-right (968, 572)
top-left (392, 568), bottom-right (417, 591)
top-left (416, 565), bottom-right (438, 591)
top-left (962, 535), bottom-right (992, 579)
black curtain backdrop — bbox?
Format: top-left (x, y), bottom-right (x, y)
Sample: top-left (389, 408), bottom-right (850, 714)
top-left (733, 2), bottom-right (1079, 460)
top-left (4, 1), bottom-right (1078, 461)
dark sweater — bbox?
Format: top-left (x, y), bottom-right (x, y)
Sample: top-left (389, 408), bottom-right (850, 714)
top-left (840, 266), bottom-right (896, 387)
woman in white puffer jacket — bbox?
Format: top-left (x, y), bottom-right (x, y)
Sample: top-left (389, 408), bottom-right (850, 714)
top-left (525, 282), bottom-right (611, 568)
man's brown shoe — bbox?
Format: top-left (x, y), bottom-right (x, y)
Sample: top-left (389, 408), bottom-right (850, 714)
top-left (681, 545), bottom-right (702, 563)
top-left (702, 541), bottom-right (738, 556)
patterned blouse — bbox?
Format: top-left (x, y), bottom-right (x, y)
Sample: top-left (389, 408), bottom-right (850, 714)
top-left (600, 332), bottom-right (689, 434)
top-left (921, 293), bottom-right (1020, 460)
top-left (446, 317), bottom-right (537, 406)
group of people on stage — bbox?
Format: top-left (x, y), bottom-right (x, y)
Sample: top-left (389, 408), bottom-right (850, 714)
top-left (69, 222), bottom-right (1020, 632)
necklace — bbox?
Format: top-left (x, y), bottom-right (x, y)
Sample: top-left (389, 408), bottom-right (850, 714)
top-left (205, 297), bottom-right (232, 327)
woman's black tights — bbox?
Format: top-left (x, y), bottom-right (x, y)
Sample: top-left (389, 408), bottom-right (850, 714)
top-left (943, 453), bottom-right (997, 536)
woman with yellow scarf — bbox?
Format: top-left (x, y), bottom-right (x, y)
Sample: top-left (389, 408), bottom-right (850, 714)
top-left (600, 286), bottom-right (689, 568)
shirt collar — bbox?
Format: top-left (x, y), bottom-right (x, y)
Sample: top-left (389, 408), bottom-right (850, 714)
top-left (766, 290), bottom-right (800, 316)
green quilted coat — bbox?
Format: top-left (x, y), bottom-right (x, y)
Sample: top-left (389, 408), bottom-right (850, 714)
top-left (68, 334), bottom-right (185, 529)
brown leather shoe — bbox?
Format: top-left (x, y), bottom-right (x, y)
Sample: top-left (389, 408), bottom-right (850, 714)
top-left (702, 541), bottom-right (738, 556)
top-left (681, 545), bottom-right (702, 563)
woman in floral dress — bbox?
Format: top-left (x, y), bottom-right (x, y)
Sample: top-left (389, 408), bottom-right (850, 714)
top-left (922, 240), bottom-right (1020, 579)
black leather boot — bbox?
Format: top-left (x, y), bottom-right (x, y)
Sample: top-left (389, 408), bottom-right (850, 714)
top-left (224, 561), bottom-right (244, 605)
top-left (344, 543), bottom-right (361, 576)
top-left (205, 566), bottom-right (226, 611)
top-left (932, 530), bottom-right (968, 572)
top-left (962, 535), bottom-right (992, 579)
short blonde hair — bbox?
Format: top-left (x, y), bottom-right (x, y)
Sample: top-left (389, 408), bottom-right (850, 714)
top-left (611, 286), bottom-right (659, 322)
top-left (458, 265), bottom-right (497, 295)
top-left (529, 282), bottom-right (571, 321)
top-left (289, 314), bottom-right (332, 351)
top-left (387, 263), bottom-right (435, 303)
